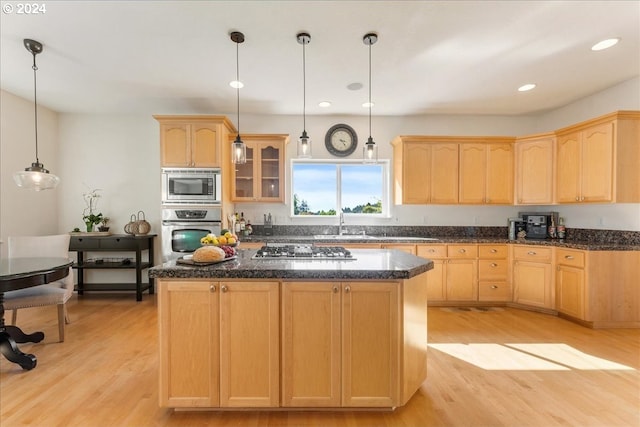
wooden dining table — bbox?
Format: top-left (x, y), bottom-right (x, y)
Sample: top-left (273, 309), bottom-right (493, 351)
top-left (0, 257), bottom-right (72, 370)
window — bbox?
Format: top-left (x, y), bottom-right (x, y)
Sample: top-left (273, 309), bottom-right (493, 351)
top-left (291, 160), bottom-right (389, 217)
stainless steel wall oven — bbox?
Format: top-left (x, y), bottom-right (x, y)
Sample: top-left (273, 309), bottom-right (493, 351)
top-left (161, 208), bottom-right (221, 261)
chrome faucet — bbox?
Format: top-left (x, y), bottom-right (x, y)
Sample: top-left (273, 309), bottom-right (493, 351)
top-left (338, 211), bottom-right (345, 235)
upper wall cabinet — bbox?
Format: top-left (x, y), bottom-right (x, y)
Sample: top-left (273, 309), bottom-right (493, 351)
top-left (514, 133), bottom-right (555, 205)
top-left (154, 115), bottom-right (236, 168)
top-left (555, 111), bottom-right (640, 203)
top-left (392, 137), bottom-right (459, 204)
top-left (459, 141), bottom-right (514, 204)
top-left (392, 136), bottom-right (514, 205)
top-left (230, 134), bottom-right (289, 203)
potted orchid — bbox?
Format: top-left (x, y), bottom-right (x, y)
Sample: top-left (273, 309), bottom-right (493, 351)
top-left (82, 188), bottom-right (104, 232)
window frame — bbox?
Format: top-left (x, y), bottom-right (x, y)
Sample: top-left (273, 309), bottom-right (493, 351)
top-left (290, 158), bottom-right (391, 218)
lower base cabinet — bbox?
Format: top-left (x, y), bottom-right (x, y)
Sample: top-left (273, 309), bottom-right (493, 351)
top-left (159, 277), bottom-right (428, 409)
top-left (282, 281), bottom-right (399, 408)
top-left (512, 246), bottom-right (554, 309)
top-left (158, 280), bottom-right (279, 408)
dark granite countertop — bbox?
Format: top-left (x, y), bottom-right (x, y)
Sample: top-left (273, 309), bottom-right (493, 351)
top-left (240, 235), bottom-right (640, 251)
top-left (149, 248), bottom-right (434, 280)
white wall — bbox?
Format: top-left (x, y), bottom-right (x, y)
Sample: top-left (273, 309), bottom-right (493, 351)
top-left (1, 90), bottom-right (59, 258)
top-left (1, 76), bottom-right (639, 256)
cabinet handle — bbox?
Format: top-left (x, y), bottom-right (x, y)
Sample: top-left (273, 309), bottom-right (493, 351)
top-left (344, 286), bottom-right (351, 293)
top-left (491, 263), bottom-right (498, 267)
top-left (490, 249), bottom-right (497, 253)
top-left (210, 285), bottom-right (216, 292)
top-left (333, 286), bottom-right (339, 293)
top-left (221, 285), bottom-right (228, 293)
top-left (428, 249), bottom-right (435, 253)
top-left (458, 249), bottom-right (466, 253)
top-left (491, 285), bottom-right (498, 289)
top-left (564, 255), bottom-right (574, 260)
top-left (527, 251), bottom-right (536, 256)
top-left (576, 196), bottom-right (579, 201)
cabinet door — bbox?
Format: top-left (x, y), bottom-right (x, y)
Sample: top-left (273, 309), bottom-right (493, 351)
top-left (381, 244), bottom-right (416, 255)
top-left (281, 282), bottom-right (341, 407)
top-left (233, 143), bottom-right (255, 200)
top-left (160, 124), bottom-right (191, 167)
top-left (556, 132), bottom-right (581, 203)
top-left (431, 144), bottom-right (459, 204)
top-left (581, 122), bottom-right (614, 202)
top-left (191, 124), bottom-right (219, 167)
top-left (486, 143), bottom-right (514, 204)
top-left (158, 280), bottom-right (219, 407)
top-left (556, 265), bottom-right (585, 319)
top-left (403, 142), bottom-right (430, 204)
top-left (459, 144), bottom-right (486, 204)
top-left (258, 143), bottom-right (284, 201)
top-left (425, 260), bottom-right (446, 301)
top-left (515, 137), bottom-right (554, 204)
top-left (342, 282), bottom-right (399, 407)
top-left (445, 259), bottom-right (478, 301)
top-left (513, 261), bottom-right (554, 308)
top-left (219, 281), bottom-right (279, 407)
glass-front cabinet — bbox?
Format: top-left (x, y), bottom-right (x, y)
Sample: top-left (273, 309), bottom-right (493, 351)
top-left (231, 134), bottom-right (288, 202)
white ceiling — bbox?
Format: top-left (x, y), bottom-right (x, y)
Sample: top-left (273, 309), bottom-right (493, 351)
top-left (1, 0), bottom-right (639, 117)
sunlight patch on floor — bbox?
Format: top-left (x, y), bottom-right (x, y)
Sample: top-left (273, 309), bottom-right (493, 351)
top-left (428, 343), bottom-right (636, 371)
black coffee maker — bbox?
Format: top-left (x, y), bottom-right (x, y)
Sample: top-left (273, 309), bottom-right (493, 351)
top-left (518, 212), bottom-right (559, 239)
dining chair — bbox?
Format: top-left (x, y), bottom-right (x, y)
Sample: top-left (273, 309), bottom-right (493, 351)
top-left (4, 234), bottom-right (74, 342)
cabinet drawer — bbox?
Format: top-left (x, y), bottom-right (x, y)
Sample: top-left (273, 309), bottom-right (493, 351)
top-left (100, 237), bottom-right (138, 250)
top-left (447, 245), bottom-right (477, 259)
top-left (478, 260), bottom-right (508, 280)
top-left (416, 245), bottom-right (447, 259)
top-left (69, 237), bottom-right (96, 250)
top-left (512, 246), bottom-right (552, 262)
top-left (478, 282), bottom-right (511, 301)
top-left (478, 245), bottom-right (507, 259)
top-left (555, 248), bottom-right (585, 268)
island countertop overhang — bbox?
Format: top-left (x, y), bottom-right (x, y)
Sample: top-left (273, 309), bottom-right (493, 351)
top-left (149, 248), bottom-right (434, 280)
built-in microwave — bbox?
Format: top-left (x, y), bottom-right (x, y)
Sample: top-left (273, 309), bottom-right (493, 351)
top-left (161, 168), bottom-right (221, 205)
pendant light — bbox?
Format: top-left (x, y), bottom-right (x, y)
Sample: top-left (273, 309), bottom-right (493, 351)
top-left (13, 39), bottom-right (60, 191)
top-left (297, 32), bottom-right (311, 158)
top-left (363, 33), bottom-right (378, 164)
top-left (230, 31), bottom-right (246, 165)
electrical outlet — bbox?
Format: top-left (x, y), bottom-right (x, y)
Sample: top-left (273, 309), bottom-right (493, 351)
top-left (473, 216), bottom-right (479, 225)
top-left (598, 217), bottom-right (605, 226)
top-left (423, 215), bottom-right (429, 224)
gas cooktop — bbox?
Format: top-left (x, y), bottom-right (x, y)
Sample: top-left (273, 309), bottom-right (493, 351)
top-left (252, 244), bottom-right (355, 260)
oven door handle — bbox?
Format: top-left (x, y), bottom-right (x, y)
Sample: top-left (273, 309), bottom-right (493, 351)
top-left (162, 221), bottom-right (221, 227)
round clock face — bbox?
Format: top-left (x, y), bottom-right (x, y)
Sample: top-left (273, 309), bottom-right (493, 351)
top-left (325, 124), bottom-right (357, 157)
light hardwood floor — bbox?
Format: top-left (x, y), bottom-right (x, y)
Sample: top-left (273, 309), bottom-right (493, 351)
top-left (1, 294), bottom-right (638, 427)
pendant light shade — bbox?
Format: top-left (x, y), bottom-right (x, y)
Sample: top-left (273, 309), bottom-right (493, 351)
top-left (13, 38), bottom-right (60, 191)
top-left (230, 31), bottom-right (246, 165)
top-left (297, 32), bottom-right (312, 158)
top-left (363, 33), bottom-right (378, 164)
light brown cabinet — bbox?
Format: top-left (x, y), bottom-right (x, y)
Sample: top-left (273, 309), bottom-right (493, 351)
top-left (446, 245), bottom-right (478, 301)
top-left (478, 244), bottom-right (510, 301)
top-left (417, 245), bottom-right (447, 301)
top-left (155, 115), bottom-right (236, 168)
top-left (158, 280), bottom-right (279, 408)
top-left (555, 112), bottom-right (640, 203)
top-left (459, 143), bottom-right (514, 204)
top-left (515, 133), bottom-right (555, 205)
top-left (231, 134), bottom-right (288, 202)
top-left (512, 246), bottom-right (554, 309)
top-left (391, 138), bottom-right (458, 204)
top-left (555, 248), bottom-right (586, 319)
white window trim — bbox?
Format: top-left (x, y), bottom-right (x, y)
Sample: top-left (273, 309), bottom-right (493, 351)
top-left (290, 158), bottom-right (391, 219)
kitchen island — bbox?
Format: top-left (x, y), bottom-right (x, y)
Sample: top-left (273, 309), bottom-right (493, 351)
top-left (149, 247), bottom-right (433, 410)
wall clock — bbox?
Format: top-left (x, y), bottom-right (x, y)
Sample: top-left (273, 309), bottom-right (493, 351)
top-left (325, 124), bottom-right (358, 157)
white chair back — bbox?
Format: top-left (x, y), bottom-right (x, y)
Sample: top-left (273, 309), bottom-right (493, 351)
top-left (8, 234), bottom-right (71, 258)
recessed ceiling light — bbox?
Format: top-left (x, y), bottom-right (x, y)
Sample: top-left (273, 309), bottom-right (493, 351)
top-left (591, 38), bottom-right (620, 51)
top-left (518, 83), bottom-right (536, 92)
top-left (318, 101), bottom-right (331, 108)
top-left (362, 102), bottom-right (375, 108)
top-left (347, 82), bottom-right (363, 91)
top-left (229, 80), bottom-right (244, 89)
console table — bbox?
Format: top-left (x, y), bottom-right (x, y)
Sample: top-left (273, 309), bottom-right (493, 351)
top-left (69, 234), bottom-right (156, 301)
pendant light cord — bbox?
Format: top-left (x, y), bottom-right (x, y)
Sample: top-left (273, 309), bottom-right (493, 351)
top-left (368, 39), bottom-right (372, 139)
top-left (303, 39), bottom-right (306, 131)
top-left (236, 40), bottom-right (240, 136)
top-left (32, 52), bottom-right (39, 164)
